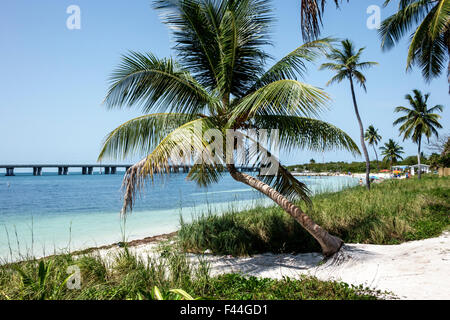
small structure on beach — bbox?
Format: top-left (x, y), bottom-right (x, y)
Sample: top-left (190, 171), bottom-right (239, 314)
top-left (391, 164), bottom-right (431, 176)
top-left (409, 164), bottom-right (430, 175)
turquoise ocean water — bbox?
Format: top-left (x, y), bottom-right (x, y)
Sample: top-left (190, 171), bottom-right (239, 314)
top-left (0, 171), bottom-right (357, 261)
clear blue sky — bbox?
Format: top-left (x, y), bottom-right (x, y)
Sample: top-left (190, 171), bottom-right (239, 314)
top-left (0, 0), bottom-right (448, 165)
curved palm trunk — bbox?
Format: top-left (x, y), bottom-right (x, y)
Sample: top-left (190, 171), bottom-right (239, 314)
top-left (349, 76), bottom-right (371, 190)
top-left (227, 165), bottom-right (343, 257)
top-left (417, 136), bottom-right (422, 179)
top-left (373, 144), bottom-right (380, 172)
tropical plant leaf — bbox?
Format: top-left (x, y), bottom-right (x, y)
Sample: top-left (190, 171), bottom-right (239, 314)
top-left (104, 51), bottom-right (216, 115)
top-left (98, 113), bottom-right (200, 161)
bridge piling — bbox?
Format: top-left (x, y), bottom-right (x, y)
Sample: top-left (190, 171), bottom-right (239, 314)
top-left (33, 167), bottom-right (42, 176)
top-left (5, 168), bottom-right (15, 176)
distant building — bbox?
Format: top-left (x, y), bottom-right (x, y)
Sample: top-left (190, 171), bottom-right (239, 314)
top-left (391, 164), bottom-right (430, 176)
top-left (409, 164), bottom-right (430, 175)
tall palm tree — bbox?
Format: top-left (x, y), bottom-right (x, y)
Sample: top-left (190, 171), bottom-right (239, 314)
top-left (393, 89), bottom-right (444, 179)
top-left (98, 0), bottom-right (360, 256)
top-left (380, 139), bottom-right (405, 168)
top-left (380, 0), bottom-right (450, 93)
top-left (300, 0), bottom-right (348, 40)
top-left (320, 39), bottom-right (378, 190)
top-left (365, 125), bottom-right (382, 172)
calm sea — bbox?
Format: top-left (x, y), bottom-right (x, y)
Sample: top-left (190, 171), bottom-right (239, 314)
top-left (0, 170), bottom-right (357, 261)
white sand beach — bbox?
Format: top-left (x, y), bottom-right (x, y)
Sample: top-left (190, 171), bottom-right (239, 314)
top-left (95, 231), bottom-right (450, 300)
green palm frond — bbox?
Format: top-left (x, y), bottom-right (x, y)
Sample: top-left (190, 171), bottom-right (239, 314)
top-left (104, 51), bottom-right (217, 115)
top-left (216, 0), bottom-right (274, 97)
top-left (154, 0), bottom-right (273, 96)
top-left (154, 0), bottom-right (222, 89)
top-left (324, 71), bottom-right (348, 87)
top-left (121, 117), bottom-right (220, 213)
top-left (352, 70), bottom-right (368, 91)
top-left (380, 0), bottom-right (449, 85)
top-left (98, 113), bottom-right (201, 161)
top-left (380, 0), bottom-right (431, 50)
top-left (252, 115), bottom-right (360, 155)
top-left (229, 79), bottom-right (329, 125)
top-left (252, 38), bottom-right (335, 91)
top-left (408, 30), bottom-right (448, 81)
top-left (428, 0), bottom-right (450, 39)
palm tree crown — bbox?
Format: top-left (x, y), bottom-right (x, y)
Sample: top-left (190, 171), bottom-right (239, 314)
top-left (320, 39), bottom-right (378, 90)
top-left (393, 89), bottom-right (444, 144)
top-left (380, 139), bottom-right (405, 166)
top-left (98, 0), bottom-right (360, 256)
top-left (365, 125), bottom-right (382, 146)
top-left (393, 89), bottom-right (443, 178)
top-left (365, 125), bottom-right (382, 171)
top-left (380, 0), bottom-right (450, 90)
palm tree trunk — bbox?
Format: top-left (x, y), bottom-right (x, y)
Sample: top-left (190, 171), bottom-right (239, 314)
top-left (417, 136), bottom-right (422, 179)
top-left (373, 144), bottom-right (380, 172)
top-left (227, 164), bottom-right (343, 257)
top-left (349, 76), bottom-right (371, 190)
top-left (445, 28), bottom-right (449, 94)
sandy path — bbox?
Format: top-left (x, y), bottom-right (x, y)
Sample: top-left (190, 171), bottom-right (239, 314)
top-left (95, 231), bottom-right (450, 300)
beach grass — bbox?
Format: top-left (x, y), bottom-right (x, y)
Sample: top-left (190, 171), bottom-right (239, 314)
top-left (0, 247), bottom-right (379, 300)
top-left (178, 175), bottom-right (450, 256)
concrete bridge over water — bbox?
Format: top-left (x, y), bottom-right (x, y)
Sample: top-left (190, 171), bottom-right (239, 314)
top-left (0, 164), bottom-right (257, 176)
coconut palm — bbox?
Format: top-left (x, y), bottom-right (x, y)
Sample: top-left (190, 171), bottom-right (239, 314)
top-left (365, 125), bottom-right (382, 172)
top-left (393, 89), bottom-right (444, 179)
top-left (300, 0), bottom-right (348, 40)
top-left (380, 139), bottom-right (405, 168)
top-left (98, 0), bottom-right (360, 256)
top-left (320, 39), bottom-right (378, 190)
top-left (380, 0), bottom-right (450, 93)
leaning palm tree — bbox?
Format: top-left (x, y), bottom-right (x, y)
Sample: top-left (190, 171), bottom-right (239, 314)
top-left (393, 89), bottom-right (444, 179)
top-left (380, 0), bottom-right (450, 93)
top-left (365, 125), bottom-right (382, 172)
top-left (98, 0), bottom-right (360, 257)
top-left (380, 139), bottom-right (405, 169)
top-left (320, 39), bottom-right (378, 190)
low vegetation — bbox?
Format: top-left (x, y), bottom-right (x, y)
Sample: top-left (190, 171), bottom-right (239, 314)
top-left (178, 176), bottom-right (449, 256)
top-left (286, 155), bottom-right (431, 173)
top-left (1, 176), bottom-right (447, 300)
top-left (0, 247), bottom-right (379, 300)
